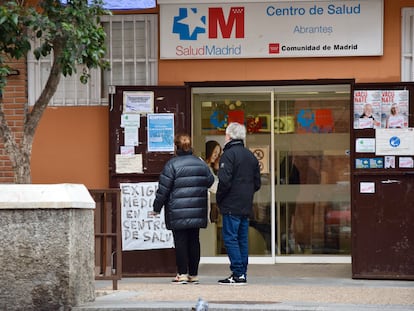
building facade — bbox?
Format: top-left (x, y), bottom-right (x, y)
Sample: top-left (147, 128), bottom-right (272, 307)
top-left (1, 0), bottom-right (413, 270)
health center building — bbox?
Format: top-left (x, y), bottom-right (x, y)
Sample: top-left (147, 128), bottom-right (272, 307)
top-left (2, 0), bottom-right (413, 277)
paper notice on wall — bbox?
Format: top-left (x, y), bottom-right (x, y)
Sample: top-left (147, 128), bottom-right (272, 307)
top-left (355, 138), bottom-right (375, 153)
top-left (115, 154), bottom-right (143, 173)
top-left (360, 182), bottom-right (375, 193)
top-left (124, 126), bottom-right (139, 146)
top-left (375, 128), bottom-right (414, 155)
top-left (121, 113), bottom-right (141, 128)
top-left (384, 156), bottom-right (395, 169)
top-left (120, 182), bottom-right (174, 251)
top-left (399, 157), bottom-right (414, 168)
top-left (120, 146), bottom-right (135, 155)
top-left (123, 91), bottom-right (154, 114)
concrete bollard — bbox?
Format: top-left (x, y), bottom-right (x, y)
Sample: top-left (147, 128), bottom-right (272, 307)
top-left (0, 184), bottom-right (96, 311)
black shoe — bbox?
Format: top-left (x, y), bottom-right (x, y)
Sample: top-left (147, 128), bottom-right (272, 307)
top-left (218, 274), bottom-right (247, 285)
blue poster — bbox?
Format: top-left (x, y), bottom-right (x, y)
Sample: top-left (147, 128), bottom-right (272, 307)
top-left (147, 113), bottom-right (175, 152)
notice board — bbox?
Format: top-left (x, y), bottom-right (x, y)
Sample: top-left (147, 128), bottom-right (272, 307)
top-left (109, 85), bottom-right (189, 276)
top-left (351, 82), bottom-right (414, 280)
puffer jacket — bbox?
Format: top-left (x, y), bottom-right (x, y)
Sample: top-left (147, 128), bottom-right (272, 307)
top-left (153, 149), bottom-right (214, 230)
top-left (216, 139), bottom-right (261, 216)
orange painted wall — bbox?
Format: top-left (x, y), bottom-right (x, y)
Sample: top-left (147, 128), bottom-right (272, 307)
top-left (30, 0), bottom-right (413, 188)
top-left (31, 107), bottom-right (109, 189)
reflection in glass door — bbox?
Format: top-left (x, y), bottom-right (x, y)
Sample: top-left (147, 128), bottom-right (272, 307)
top-left (274, 85), bottom-right (351, 255)
top-left (192, 83), bottom-right (351, 260)
top-left (192, 88), bottom-right (273, 257)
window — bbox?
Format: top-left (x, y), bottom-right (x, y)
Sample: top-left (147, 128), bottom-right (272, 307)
top-left (27, 14), bottom-right (158, 106)
top-left (402, 8), bottom-right (414, 82)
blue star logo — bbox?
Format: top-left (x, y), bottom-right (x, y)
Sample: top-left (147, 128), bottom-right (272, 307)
top-left (297, 109), bottom-right (315, 128)
top-left (389, 136), bottom-right (400, 148)
top-left (173, 8), bottom-right (206, 40)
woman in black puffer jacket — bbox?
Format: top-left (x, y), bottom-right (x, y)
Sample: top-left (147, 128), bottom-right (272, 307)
top-left (153, 133), bottom-right (214, 284)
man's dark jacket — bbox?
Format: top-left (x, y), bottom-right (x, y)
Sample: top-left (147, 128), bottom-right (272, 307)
top-left (153, 150), bottom-right (214, 230)
top-left (216, 139), bottom-right (261, 216)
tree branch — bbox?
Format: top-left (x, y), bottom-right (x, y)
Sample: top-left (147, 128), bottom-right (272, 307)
top-left (25, 39), bottom-right (63, 140)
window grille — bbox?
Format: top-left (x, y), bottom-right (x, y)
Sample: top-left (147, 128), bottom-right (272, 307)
top-left (27, 14), bottom-right (158, 106)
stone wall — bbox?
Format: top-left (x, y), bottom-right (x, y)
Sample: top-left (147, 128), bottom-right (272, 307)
top-left (0, 184), bottom-right (96, 310)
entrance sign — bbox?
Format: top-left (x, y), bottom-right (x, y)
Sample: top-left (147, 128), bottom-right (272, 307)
top-left (159, 0), bottom-right (383, 59)
top-left (121, 182), bottom-right (174, 251)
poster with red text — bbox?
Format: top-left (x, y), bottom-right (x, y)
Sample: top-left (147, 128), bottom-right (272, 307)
top-left (354, 90), bottom-right (381, 129)
top-left (381, 90), bottom-right (409, 129)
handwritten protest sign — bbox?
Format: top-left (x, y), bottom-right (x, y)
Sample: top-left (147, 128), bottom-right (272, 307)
top-left (120, 182), bottom-right (174, 251)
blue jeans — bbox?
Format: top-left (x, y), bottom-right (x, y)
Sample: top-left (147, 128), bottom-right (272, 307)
top-left (222, 214), bottom-right (249, 277)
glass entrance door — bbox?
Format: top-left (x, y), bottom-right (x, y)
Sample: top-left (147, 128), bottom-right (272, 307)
top-left (192, 87), bottom-right (273, 257)
top-left (192, 83), bottom-right (351, 260)
top-left (273, 85), bottom-right (351, 255)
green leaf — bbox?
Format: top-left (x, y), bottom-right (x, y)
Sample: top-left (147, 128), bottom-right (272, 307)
top-left (0, 0), bottom-right (110, 87)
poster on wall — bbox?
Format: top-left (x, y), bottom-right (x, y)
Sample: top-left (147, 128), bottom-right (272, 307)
top-left (120, 182), bottom-right (174, 251)
top-left (354, 90), bottom-right (409, 129)
top-left (147, 113), bottom-right (175, 152)
top-left (380, 90), bottom-right (409, 129)
top-left (159, 0), bottom-right (383, 59)
top-left (353, 90), bottom-right (381, 129)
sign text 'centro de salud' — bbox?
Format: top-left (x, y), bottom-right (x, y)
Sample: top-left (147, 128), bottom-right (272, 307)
top-left (159, 0), bottom-right (383, 59)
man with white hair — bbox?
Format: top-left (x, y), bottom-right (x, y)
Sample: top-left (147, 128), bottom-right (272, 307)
top-left (216, 122), bottom-right (261, 285)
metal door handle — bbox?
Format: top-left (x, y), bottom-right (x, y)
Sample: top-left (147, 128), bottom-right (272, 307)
top-left (381, 179), bottom-right (401, 184)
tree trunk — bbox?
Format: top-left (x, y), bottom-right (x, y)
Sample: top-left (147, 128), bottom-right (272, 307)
top-left (0, 43), bottom-right (62, 184)
top-left (13, 148), bottom-right (32, 184)
top-left (0, 103), bottom-right (33, 184)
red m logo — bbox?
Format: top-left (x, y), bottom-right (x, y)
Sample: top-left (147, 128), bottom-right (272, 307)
top-left (208, 7), bottom-right (245, 39)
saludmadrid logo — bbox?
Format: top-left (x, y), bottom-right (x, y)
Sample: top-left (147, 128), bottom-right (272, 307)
top-left (172, 6), bottom-right (244, 57)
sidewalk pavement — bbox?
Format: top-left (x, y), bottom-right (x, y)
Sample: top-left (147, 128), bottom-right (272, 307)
top-left (74, 263), bottom-right (414, 311)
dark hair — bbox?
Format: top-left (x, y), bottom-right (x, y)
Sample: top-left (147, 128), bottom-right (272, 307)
top-left (205, 140), bottom-right (221, 161)
top-left (174, 133), bottom-right (192, 152)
